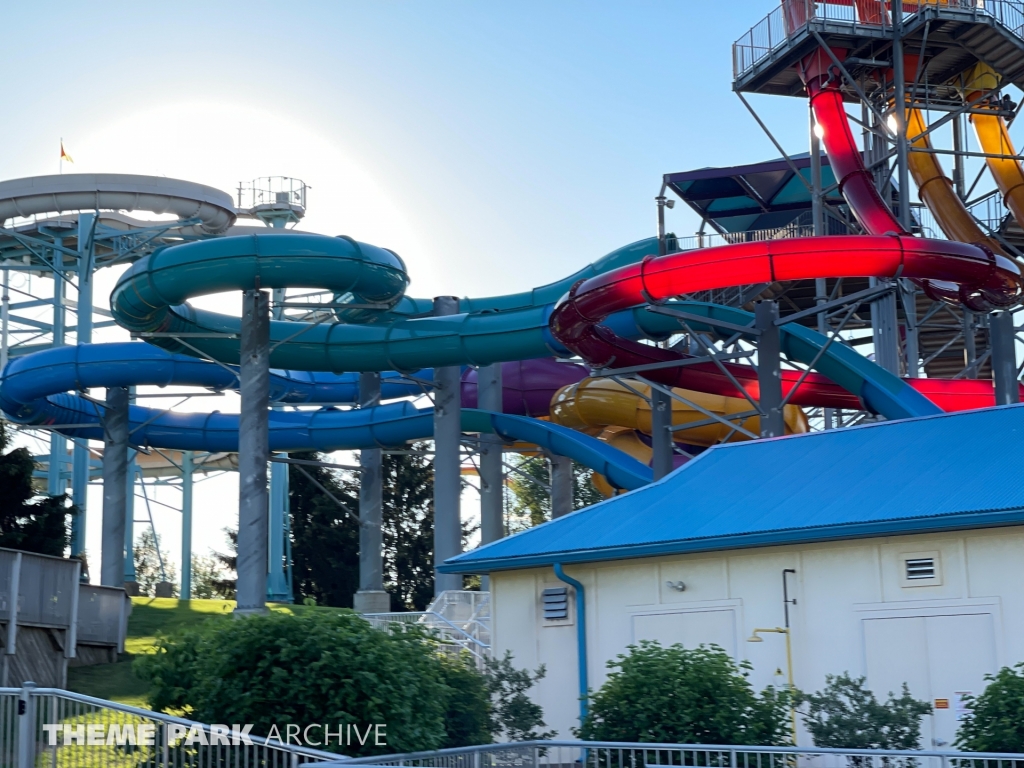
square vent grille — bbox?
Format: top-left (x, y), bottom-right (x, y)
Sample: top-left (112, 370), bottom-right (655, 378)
top-left (542, 587), bottom-right (569, 621)
top-left (905, 557), bottom-right (936, 580)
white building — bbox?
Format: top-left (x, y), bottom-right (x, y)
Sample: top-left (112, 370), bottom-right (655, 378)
top-left (442, 405), bottom-right (1024, 748)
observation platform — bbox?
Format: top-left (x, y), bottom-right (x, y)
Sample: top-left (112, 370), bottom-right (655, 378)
top-left (733, 1), bottom-right (1024, 101)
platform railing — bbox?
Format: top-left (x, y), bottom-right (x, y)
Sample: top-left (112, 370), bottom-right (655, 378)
top-left (1, 684), bottom-right (343, 768)
top-left (342, 740), bottom-right (1024, 768)
top-left (733, 0), bottom-right (1024, 80)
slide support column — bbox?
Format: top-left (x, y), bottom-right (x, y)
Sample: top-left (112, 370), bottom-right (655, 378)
top-left (478, 363), bottom-right (504, 547)
top-left (100, 387), bottom-right (129, 587)
top-left (991, 311), bottom-right (1020, 405)
top-left (236, 289), bottom-right (270, 615)
top-left (355, 371), bottom-right (389, 613)
top-left (755, 301), bottom-right (784, 438)
top-left (71, 213), bottom-right (94, 557)
top-left (432, 296), bottom-right (462, 595)
top-left (181, 451), bottom-right (194, 600)
top-left (550, 456), bottom-right (573, 518)
top-left (267, 284), bottom-right (291, 603)
top-left (870, 278), bottom-right (901, 376)
top-left (651, 388), bottom-right (673, 480)
top-left (48, 253), bottom-right (66, 500)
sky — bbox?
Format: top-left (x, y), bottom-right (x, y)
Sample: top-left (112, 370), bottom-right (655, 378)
top-left (1, 1), bottom-right (1014, 587)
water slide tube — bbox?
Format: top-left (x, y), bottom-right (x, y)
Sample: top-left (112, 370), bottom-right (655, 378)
top-left (963, 63), bottom-right (1024, 232)
top-left (0, 343), bottom-right (653, 492)
top-left (0, 174), bottom-right (237, 235)
top-left (905, 106), bottom-right (1009, 255)
top-left (549, 377), bottom-right (809, 445)
top-left (548, 50), bottom-right (1023, 411)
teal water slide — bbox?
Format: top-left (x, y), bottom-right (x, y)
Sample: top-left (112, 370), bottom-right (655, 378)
top-left (1, 231), bottom-right (939, 494)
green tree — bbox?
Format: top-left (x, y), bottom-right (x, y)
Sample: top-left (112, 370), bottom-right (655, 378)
top-left (211, 528), bottom-right (237, 598)
top-left (287, 444), bottom-right (444, 611)
top-left (506, 454), bottom-right (603, 533)
top-left (382, 445), bottom-right (437, 610)
top-left (189, 554), bottom-right (226, 600)
top-left (133, 528), bottom-right (178, 597)
top-left (955, 662), bottom-right (1024, 753)
top-left (0, 423), bottom-right (74, 556)
top-left (288, 450), bottom-right (360, 608)
top-left (797, 673), bottom-right (930, 752)
top-left (578, 641), bottom-right (792, 745)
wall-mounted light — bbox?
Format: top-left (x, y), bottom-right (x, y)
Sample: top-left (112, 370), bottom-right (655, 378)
top-left (665, 580), bottom-right (686, 592)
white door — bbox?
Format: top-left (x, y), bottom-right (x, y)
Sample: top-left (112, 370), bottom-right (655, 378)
top-left (633, 609), bottom-right (737, 656)
top-left (863, 613), bottom-right (996, 748)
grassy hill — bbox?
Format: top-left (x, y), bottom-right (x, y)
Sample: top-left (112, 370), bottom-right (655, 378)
top-left (67, 597), bottom-right (327, 708)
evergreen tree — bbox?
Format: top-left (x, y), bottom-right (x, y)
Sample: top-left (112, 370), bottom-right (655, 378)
top-left (506, 454), bottom-right (603, 533)
top-left (288, 450), bottom-right (360, 608)
top-left (133, 528), bottom-right (178, 597)
top-left (381, 446), bottom-right (435, 610)
top-left (287, 444), bottom-right (441, 610)
top-left (190, 554), bottom-right (227, 600)
top-left (0, 423), bottom-right (74, 556)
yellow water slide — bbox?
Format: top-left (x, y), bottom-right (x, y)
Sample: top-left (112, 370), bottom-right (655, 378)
top-left (550, 377), bottom-right (808, 444)
top-left (550, 378), bottom-right (809, 495)
top-left (963, 63), bottom-right (1024, 231)
top-left (905, 106), bottom-right (1008, 254)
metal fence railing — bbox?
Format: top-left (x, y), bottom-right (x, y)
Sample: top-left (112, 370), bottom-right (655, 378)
top-left (6, 690), bottom-right (1024, 768)
top-left (733, 0), bottom-right (1024, 79)
top-left (343, 740), bottom-right (1024, 768)
top-left (1, 684), bottom-right (344, 768)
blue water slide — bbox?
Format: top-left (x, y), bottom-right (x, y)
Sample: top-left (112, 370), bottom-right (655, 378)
top-left (0, 343), bottom-right (652, 490)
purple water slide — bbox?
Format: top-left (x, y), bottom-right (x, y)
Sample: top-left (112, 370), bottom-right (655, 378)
top-left (461, 358), bottom-right (587, 417)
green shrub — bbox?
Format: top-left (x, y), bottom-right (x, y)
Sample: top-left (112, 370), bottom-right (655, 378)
top-left (136, 611), bottom-right (451, 756)
top-left (577, 641), bottom-right (792, 745)
top-left (797, 673), bottom-right (930, 754)
top-left (438, 653), bottom-right (492, 748)
top-left (484, 651), bottom-right (556, 742)
top-left (955, 662), bottom-right (1024, 753)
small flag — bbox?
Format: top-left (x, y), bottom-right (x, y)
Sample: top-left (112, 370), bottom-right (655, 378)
top-left (60, 141), bottom-right (74, 164)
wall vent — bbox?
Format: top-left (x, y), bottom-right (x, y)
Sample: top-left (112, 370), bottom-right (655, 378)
top-left (541, 587), bottom-right (569, 621)
top-left (905, 557), bottom-right (936, 580)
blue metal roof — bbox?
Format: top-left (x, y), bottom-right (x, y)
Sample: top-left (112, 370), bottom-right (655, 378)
top-left (442, 405), bottom-right (1024, 573)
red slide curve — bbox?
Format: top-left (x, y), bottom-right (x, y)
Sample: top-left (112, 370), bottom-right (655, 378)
top-left (550, 45), bottom-right (1022, 414)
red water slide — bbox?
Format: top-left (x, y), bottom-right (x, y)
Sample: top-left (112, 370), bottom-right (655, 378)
top-left (549, 45), bottom-right (1023, 413)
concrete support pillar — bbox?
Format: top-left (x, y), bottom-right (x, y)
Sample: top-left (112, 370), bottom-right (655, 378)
top-left (100, 387), bottom-right (129, 587)
top-left (267, 458), bottom-right (291, 602)
top-left (124, 455), bottom-right (138, 590)
top-left (755, 301), bottom-right (785, 438)
top-left (991, 310), bottom-right (1020, 405)
top-left (354, 371), bottom-right (389, 613)
top-left (71, 214), bottom-right (94, 557)
top-left (432, 296), bottom-right (462, 595)
top-left (235, 289), bottom-right (270, 614)
top-left (478, 364), bottom-right (504, 546)
top-left (550, 456), bottom-right (573, 518)
top-left (180, 451), bottom-right (194, 600)
top-left (650, 388), bottom-right (674, 480)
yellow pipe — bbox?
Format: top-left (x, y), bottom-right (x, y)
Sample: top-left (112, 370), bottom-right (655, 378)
top-left (964, 63), bottom-right (1024, 233)
top-left (905, 106), bottom-right (1008, 255)
top-left (550, 377), bottom-right (808, 447)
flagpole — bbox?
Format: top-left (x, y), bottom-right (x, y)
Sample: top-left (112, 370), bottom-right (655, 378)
top-left (60, 137), bottom-right (62, 175)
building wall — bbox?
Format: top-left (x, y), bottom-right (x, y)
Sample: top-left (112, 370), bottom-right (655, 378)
top-left (490, 526), bottom-right (1024, 746)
